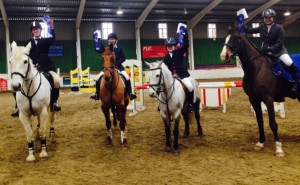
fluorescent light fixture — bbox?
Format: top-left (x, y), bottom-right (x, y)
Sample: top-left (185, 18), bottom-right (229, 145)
top-left (284, 10), bottom-right (291, 16)
top-left (116, 8), bottom-right (123, 15)
top-left (184, 8), bottom-right (188, 15)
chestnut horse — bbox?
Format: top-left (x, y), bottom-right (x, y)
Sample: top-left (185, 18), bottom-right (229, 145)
top-left (99, 45), bottom-right (129, 146)
top-left (220, 28), bottom-right (298, 157)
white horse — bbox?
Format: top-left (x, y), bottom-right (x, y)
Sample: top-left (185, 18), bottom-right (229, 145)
top-left (10, 41), bottom-right (55, 162)
top-left (145, 61), bottom-right (203, 152)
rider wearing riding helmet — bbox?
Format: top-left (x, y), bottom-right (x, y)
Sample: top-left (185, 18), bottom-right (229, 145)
top-left (90, 32), bottom-right (137, 100)
top-left (163, 27), bottom-right (194, 112)
top-left (28, 20), bottom-right (61, 112)
top-left (244, 9), bottom-right (299, 95)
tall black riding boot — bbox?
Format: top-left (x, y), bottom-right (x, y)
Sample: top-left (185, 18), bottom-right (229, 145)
top-left (187, 90), bottom-right (194, 112)
top-left (287, 64), bottom-right (300, 95)
top-left (125, 80), bottom-right (137, 100)
top-left (50, 88), bottom-right (61, 112)
top-left (90, 79), bottom-right (100, 100)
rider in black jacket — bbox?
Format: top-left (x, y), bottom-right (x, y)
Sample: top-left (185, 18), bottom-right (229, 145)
top-left (29, 21), bottom-right (61, 112)
top-left (90, 33), bottom-right (137, 101)
top-left (244, 9), bottom-right (299, 94)
top-left (163, 27), bottom-right (194, 112)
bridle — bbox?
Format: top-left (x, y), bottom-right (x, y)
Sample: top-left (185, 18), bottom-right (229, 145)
top-left (148, 66), bottom-right (176, 104)
top-left (102, 52), bottom-right (120, 92)
top-left (224, 33), bottom-right (242, 59)
top-left (11, 55), bottom-right (42, 116)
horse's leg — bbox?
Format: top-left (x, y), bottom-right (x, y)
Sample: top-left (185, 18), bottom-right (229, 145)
top-left (19, 112), bottom-right (36, 162)
top-left (102, 105), bottom-right (112, 144)
top-left (38, 108), bottom-right (49, 159)
top-left (49, 111), bottom-right (56, 143)
top-left (249, 98), bottom-right (265, 149)
top-left (173, 116), bottom-right (180, 153)
top-left (264, 100), bottom-right (284, 157)
top-left (182, 110), bottom-right (190, 138)
top-left (163, 117), bottom-right (172, 152)
top-left (194, 100), bottom-right (203, 136)
top-left (118, 105), bottom-right (128, 146)
top-left (112, 106), bottom-right (118, 129)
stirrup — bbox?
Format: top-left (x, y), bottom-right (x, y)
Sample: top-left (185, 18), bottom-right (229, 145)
top-left (11, 109), bottom-right (19, 117)
top-left (53, 103), bottom-right (61, 112)
top-left (129, 93), bottom-right (137, 100)
top-left (90, 93), bottom-right (99, 100)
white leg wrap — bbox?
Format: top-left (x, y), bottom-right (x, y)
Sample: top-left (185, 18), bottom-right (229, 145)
top-left (256, 142), bottom-right (264, 148)
top-left (275, 141), bottom-right (284, 154)
top-left (39, 146), bottom-right (48, 158)
top-left (26, 149), bottom-right (36, 162)
top-left (108, 128), bottom-right (113, 139)
top-left (121, 131), bottom-right (126, 143)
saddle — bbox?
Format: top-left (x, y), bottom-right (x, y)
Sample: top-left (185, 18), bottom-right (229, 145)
top-left (174, 75), bottom-right (189, 98)
top-left (42, 72), bottom-right (54, 88)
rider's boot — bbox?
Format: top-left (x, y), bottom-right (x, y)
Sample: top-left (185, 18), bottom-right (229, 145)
top-left (51, 88), bottom-right (61, 112)
top-left (187, 90), bottom-right (194, 112)
top-left (90, 79), bottom-right (100, 100)
top-left (125, 79), bottom-right (137, 100)
top-left (287, 64), bottom-right (300, 101)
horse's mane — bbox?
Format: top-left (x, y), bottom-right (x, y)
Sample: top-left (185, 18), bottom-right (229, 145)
top-left (242, 33), bottom-right (263, 54)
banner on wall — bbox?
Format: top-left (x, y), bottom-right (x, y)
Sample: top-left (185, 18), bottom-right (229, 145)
top-left (142, 46), bottom-right (167, 58)
top-left (49, 43), bottom-right (64, 57)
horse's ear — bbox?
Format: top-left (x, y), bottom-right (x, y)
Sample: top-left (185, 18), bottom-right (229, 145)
top-left (158, 60), bottom-right (163, 67)
top-left (24, 42), bottom-right (32, 54)
top-left (11, 41), bottom-right (17, 49)
top-left (145, 61), bottom-right (151, 67)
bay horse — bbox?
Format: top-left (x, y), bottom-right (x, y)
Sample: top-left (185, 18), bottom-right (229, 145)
top-left (220, 28), bottom-right (297, 157)
top-left (99, 45), bottom-right (129, 146)
top-left (10, 41), bottom-right (56, 162)
top-left (145, 61), bottom-right (203, 153)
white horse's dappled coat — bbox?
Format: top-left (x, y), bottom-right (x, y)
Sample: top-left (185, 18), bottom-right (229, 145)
top-left (10, 41), bottom-right (55, 162)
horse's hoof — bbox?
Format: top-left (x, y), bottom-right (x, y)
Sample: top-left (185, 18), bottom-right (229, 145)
top-left (173, 149), bottom-right (180, 154)
top-left (164, 147), bottom-right (171, 153)
top-left (39, 151), bottom-right (49, 159)
top-left (276, 152), bottom-right (285, 157)
top-left (121, 139), bottom-right (128, 148)
top-left (26, 155), bottom-right (36, 162)
top-left (107, 136), bottom-right (113, 145)
top-left (254, 142), bottom-right (264, 151)
top-left (184, 131), bottom-right (190, 138)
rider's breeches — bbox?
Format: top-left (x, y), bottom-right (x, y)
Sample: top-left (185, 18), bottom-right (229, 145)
top-left (120, 70), bottom-right (130, 80)
top-left (182, 77), bottom-right (194, 92)
top-left (279, 54), bottom-right (293, 66)
top-left (95, 71), bottom-right (104, 81)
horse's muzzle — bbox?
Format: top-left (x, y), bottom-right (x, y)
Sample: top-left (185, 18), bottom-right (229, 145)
top-left (11, 83), bottom-right (21, 92)
top-left (149, 91), bottom-right (156, 98)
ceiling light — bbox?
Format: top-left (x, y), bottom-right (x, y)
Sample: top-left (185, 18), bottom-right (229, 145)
top-left (45, 5), bottom-right (51, 12)
top-left (284, 10), bottom-right (291, 16)
top-left (116, 8), bottom-right (123, 15)
top-left (184, 8), bottom-right (188, 15)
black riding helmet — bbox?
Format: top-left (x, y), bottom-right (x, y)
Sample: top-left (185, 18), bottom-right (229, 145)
top-left (262, 9), bottom-right (276, 18)
top-left (164, 37), bottom-right (177, 46)
top-left (30, 21), bottom-right (42, 32)
top-left (108, 33), bottom-right (118, 40)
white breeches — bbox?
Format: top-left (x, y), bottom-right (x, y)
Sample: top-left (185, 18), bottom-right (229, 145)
top-left (48, 71), bottom-right (60, 88)
top-left (279, 54), bottom-right (293, 66)
top-left (182, 77), bottom-right (194, 92)
top-left (95, 70), bottom-right (129, 81)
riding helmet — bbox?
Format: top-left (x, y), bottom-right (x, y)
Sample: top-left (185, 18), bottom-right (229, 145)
top-left (262, 9), bottom-right (276, 18)
top-left (108, 33), bottom-right (118, 40)
top-left (164, 37), bottom-right (177, 46)
top-left (30, 21), bottom-right (42, 31)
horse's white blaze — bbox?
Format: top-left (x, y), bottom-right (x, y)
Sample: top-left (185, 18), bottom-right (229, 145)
top-left (220, 35), bottom-right (231, 61)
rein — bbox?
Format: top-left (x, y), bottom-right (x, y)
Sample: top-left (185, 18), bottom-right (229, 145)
top-left (148, 66), bottom-right (176, 122)
top-left (11, 55), bottom-right (42, 116)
